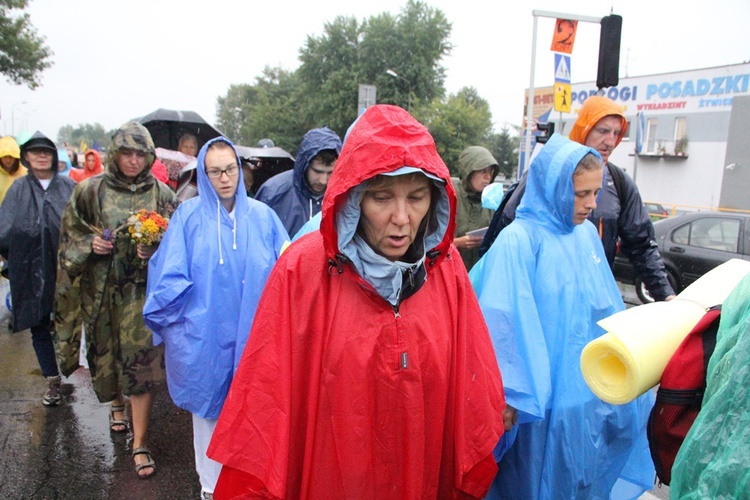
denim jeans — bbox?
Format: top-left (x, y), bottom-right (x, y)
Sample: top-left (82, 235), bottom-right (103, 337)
top-left (30, 317), bottom-right (60, 378)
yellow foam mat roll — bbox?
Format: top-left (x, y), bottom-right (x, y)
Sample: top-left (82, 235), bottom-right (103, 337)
top-left (581, 259), bottom-right (750, 405)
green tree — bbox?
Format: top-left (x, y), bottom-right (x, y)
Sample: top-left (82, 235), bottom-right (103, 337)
top-left (296, 0), bottom-right (452, 136)
top-left (484, 126), bottom-right (520, 179)
top-left (57, 123), bottom-right (111, 151)
top-left (0, 0), bottom-right (53, 89)
top-left (216, 1), bottom-right (454, 146)
top-left (419, 87), bottom-right (493, 176)
top-left (216, 67), bottom-right (307, 152)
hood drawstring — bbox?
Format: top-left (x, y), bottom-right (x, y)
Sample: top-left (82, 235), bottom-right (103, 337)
top-left (232, 214), bottom-right (237, 250)
top-left (216, 199), bottom-right (238, 265)
top-left (217, 200), bottom-right (224, 265)
top-left (309, 198), bottom-right (313, 221)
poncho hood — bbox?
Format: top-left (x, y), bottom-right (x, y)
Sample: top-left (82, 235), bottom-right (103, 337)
top-left (458, 145), bottom-right (498, 193)
top-left (321, 105), bottom-right (456, 274)
top-left (57, 148), bottom-right (73, 176)
top-left (195, 136), bottom-right (249, 214)
top-left (20, 132), bottom-right (60, 181)
top-left (69, 150), bottom-right (103, 183)
top-left (104, 121), bottom-right (156, 190)
top-left (83, 149), bottom-right (102, 173)
top-left (569, 95), bottom-right (628, 148)
top-left (292, 126), bottom-right (342, 198)
top-left (0, 136), bottom-right (20, 159)
top-left (517, 133), bottom-right (601, 235)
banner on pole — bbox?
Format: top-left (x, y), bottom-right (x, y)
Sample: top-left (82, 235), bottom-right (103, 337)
top-left (551, 19), bottom-right (578, 54)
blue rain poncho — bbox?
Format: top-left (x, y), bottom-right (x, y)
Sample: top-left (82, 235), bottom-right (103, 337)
top-left (470, 134), bottom-right (654, 499)
top-left (144, 137), bottom-right (289, 419)
top-left (255, 127), bottom-right (342, 237)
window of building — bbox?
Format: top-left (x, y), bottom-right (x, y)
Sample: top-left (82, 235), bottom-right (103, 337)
top-left (674, 117), bottom-right (688, 154)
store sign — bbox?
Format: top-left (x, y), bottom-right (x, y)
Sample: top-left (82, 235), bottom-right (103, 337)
top-left (528, 64), bottom-right (750, 119)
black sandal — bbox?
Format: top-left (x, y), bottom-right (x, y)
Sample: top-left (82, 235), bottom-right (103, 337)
top-left (109, 403), bottom-right (128, 433)
top-left (132, 447), bottom-right (156, 479)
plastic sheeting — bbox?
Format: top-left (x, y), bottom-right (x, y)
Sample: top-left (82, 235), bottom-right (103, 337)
top-left (670, 273), bottom-right (750, 498)
top-left (581, 258), bottom-right (750, 405)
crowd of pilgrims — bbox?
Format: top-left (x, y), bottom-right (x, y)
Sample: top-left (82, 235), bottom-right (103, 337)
top-left (0, 103), bottom-right (660, 499)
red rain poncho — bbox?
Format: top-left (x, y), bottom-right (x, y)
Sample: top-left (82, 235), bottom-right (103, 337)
top-left (69, 149), bottom-right (103, 183)
top-left (207, 105), bottom-right (506, 499)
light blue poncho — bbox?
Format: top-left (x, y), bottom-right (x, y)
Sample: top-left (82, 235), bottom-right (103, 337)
top-left (144, 137), bottom-right (289, 419)
top-left (470, 134), bottom-right (654, 499)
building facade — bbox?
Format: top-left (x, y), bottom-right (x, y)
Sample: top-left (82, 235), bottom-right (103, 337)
top-left (530, 62), bottom-right (750, 211)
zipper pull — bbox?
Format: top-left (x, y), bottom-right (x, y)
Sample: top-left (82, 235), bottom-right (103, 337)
top-left (400, 352), bottom-right (408, 369)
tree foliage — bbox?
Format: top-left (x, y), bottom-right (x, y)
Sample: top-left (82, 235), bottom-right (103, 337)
top-left (213, 0), bottom-right (515, 170)
top-left (57, 123), bottom-right (111, 151)
top-left (484, 126), bottom-right (520, 179)
top-left (216, 0), bottom-right (453, 150)
top-left (215, 67), bottom-right (307, 153)
top-left (419, 87), bottom-right (493, 176)
top-left (0, 0), bottom-right (53, 89)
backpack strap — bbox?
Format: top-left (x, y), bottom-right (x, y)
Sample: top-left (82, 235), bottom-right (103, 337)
top-left (606, 162), bottom-right (627, 208)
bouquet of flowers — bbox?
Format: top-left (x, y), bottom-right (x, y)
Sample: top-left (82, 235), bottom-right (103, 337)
top-left (126, 209), bottom-right (169, 246)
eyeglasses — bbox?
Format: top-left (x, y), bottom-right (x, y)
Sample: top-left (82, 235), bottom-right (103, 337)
top-left (205, 166), bottom-right (239, 179)
top-left (27, 148), bottom-right (54, 156)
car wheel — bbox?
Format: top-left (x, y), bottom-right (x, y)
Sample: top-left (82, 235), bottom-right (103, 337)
top-left (635, 271), bottom-right (679, 304)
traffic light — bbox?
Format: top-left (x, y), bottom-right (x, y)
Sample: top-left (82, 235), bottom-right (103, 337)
top-left (597, 14), bottom-right (622, 89)
top-left (536, 122), bottom-right (555, 144)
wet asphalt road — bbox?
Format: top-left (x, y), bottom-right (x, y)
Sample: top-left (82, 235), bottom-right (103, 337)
top-left (0, 323), bottom-right (200, 499)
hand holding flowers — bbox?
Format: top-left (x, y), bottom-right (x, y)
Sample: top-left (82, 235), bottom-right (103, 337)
top-left (91, 209), bottom-right (169, 260)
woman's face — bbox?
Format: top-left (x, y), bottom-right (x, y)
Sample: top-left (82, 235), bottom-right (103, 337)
top-left (85, 153), bottom-right (96, 170)
top-left (116, 148), bottom-right (147, 181)
top-left (1, 155), bottom-right (16, 170)
top-left (469, 166), bottom-right (494, 193)
top-left (359, 175), bottom-right (432, 261)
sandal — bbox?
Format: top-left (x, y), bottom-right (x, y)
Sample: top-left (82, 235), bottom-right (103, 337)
top-left (109, 403), bottom-right (129, 433)
top-left (132, 447), bottom-right (156, 479)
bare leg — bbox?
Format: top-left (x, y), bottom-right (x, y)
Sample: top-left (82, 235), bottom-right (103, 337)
top-left (110, 391), bottom-right (127, 432)
top-left (130, 391), bottom-right (155, 477)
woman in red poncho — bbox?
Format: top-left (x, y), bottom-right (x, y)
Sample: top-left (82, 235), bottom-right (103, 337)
top-left (69, 149), bottom-right (103, 183)
top-left (207, 105), bottom-right (508, 499)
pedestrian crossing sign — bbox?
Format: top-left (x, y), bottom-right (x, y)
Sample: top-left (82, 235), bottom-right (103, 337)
top-left (554, 83), bottom-right (572, 112)
top-left (554, 54), bottom-right (571, 83)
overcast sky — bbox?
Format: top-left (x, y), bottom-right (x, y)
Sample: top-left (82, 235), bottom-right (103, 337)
top-left (1, 0), bottom-right (748, 142)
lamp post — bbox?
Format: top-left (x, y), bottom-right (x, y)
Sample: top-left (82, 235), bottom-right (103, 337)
top-left (11, 101), bottom-right (27, 136)
top-left (386, 69), bottom-right (412, 112)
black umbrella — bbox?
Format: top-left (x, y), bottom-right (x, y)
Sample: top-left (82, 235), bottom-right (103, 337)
top-left (134, 108), bottom-right (223, 151)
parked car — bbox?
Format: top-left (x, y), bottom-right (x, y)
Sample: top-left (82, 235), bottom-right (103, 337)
top-left (614, 211), bottom-right (750, 303)
top-left (644, 202), bottom-right (669, 221)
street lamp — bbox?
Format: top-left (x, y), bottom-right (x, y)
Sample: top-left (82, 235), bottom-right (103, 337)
top-left (11, 101), bottom-right (27, 136)
top-left (386, 69), bottom-right (412, 112)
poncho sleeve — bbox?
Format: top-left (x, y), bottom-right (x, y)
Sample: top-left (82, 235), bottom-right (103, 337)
top-left (208, 252), bottom-right (295, 499)
top-left (54, 181), bottom-right (103, 376)
top-left (58, 181), bottom-right (100, 278)
top-left (143, 207), bottom-right (194, 344)
top-left (0, 181), bottom-right (20, 257)
top-left (469, 224), bottom-right (551, 423)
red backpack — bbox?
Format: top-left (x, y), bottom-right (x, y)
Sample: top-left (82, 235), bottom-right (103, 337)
top-left (646, 305), bottom-right (721, 486)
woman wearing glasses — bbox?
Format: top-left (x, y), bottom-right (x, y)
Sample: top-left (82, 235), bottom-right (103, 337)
top-left (144, 137), bottom-right (288, 499)
top-left (56, 122), bottom-right (177, 479)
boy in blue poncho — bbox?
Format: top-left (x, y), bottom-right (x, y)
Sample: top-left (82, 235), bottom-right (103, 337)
top-left (470, 134), bottom-right (654, 499)
top-left (144, 137), bottom-right (289, 498)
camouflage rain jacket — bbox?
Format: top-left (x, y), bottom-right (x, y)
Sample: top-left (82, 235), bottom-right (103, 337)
top-left (55, 122), bottom-right (177, 402)
top-left (451, 146), bottom-right (498, 270)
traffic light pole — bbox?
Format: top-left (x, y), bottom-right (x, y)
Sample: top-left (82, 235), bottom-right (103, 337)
top-left (520, 10), bottom-right (603, 178)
